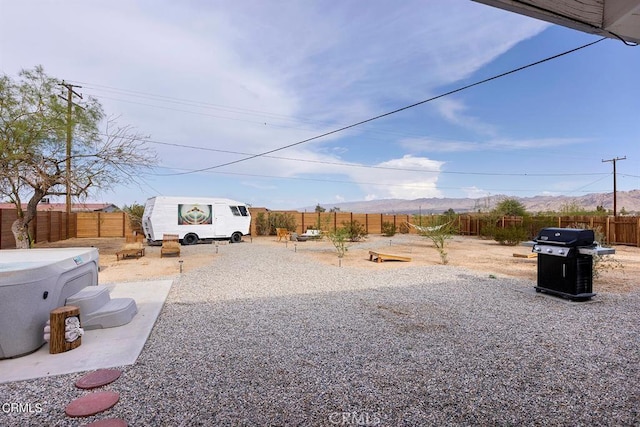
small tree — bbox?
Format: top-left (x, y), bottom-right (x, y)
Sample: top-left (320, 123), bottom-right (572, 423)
top-left (418, 219), bottom-right (455, 265)
top-left (0, 66), bottom-right (157, 248)
top-left (494, 198), bottom-right (527, 217)
top-left (122, 202), bottom-right (145, 232)
top-left (327, 226), bottom-right (350, 259)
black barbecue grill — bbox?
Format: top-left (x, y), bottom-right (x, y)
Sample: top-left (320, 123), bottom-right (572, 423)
top-left (531, 227), bottom-right (615, 301)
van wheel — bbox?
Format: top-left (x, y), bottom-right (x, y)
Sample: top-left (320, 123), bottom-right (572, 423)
top-left (230, 232), bottom-right (242, 243)
top-left (183, 233), bottom-right (198, 245)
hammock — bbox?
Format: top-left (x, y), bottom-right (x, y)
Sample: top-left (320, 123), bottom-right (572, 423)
top-left (406, 220), bottom-right (454, 233)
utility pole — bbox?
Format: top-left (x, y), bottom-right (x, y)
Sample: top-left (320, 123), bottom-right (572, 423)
top-left (58, 81), bottom-right (82, 235)
top-left (602, 156), bottom-right (626, 216)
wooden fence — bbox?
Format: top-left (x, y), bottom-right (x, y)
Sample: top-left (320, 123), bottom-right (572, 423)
top-left (266, 211), bottom-right (640, 247)
top-left (456, 214), bottom-right (640, 246)
top-left (0, 210), bottom-right (131, 249)
top-left (287, 211), bottom-right (413, 235)
top-left (1, 208), bottom-right (638, 249)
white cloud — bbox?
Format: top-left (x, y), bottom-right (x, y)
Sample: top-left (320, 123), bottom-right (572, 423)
top-left (241, 181), bottom-right (278, 190)
top-left (433, 98), bottom-right (498, 136)
top-left (348, 155), bottom-right (444, 200)
top-left (0, 0), bottom-right (560, 208)
top-left (463, 186), bottom-right (491, 199)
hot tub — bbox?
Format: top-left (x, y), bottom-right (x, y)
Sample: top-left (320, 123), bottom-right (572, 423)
top-left (0, 247), bottom-right (99, 359)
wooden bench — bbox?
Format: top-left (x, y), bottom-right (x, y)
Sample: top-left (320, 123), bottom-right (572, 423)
top-left (117, 234), bottom-right (146, 261)
top-left (369, 251), bottom-right (412, 263)
top-left (116, 248), bottom-right (145, 261)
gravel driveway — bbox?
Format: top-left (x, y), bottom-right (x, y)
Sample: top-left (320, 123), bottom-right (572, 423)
top-left (2, 240), bottom-right (639, 426)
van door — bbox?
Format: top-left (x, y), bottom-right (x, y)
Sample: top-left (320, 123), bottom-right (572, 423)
top-left (214, 204), bottom-right (225, 237)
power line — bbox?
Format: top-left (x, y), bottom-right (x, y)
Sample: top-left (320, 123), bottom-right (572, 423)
top-left (69, 81), bottom-right (303, 123)
top-left (78, 88), bottom-right (476, 145)
top-left (140, 137), bottom-right (609, 177)
top-left (158, 37), bottom-right (605, 176)
top-left (81, 86), bottom-right (609, 163)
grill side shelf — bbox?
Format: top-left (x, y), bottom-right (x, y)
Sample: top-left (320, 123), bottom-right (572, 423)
top-left (578, 247), bottom-right (615, 256)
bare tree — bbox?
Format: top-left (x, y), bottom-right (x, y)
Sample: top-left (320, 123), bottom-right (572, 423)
top-left (0, 66), bottom-right (157, 248)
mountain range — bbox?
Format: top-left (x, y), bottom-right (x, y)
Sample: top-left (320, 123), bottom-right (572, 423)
top-left (302, 190), bottom-right (640, 215)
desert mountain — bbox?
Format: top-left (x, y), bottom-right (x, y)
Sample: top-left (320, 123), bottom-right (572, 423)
top-left (302, 190), bottom-right (640, 214)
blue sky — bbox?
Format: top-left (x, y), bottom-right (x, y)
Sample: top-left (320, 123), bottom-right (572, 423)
top-left (1, 0), bottom-right (638, 210)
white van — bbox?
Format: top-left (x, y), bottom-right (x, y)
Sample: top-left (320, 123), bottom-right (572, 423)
top-left (142, 196), bottom-right (251, 244)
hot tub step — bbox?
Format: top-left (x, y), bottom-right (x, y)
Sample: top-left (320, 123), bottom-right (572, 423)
top-left (66, 285), bottom-right (111, 315)
top-left (82, 298), bottom-right (138, 330)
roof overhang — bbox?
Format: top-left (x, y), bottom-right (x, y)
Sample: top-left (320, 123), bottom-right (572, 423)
top-left (473, 0), bottom-right (640, 44)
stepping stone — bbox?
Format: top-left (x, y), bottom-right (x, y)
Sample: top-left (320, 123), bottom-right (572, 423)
top-left (75, 369), bottom-right (122, 389)
top-left (65, 391), bottom-right (120, 418)
top-left (85, 419), bottom-right (128, 427)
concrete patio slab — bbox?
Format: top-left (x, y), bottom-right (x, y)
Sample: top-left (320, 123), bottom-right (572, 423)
top-left (0, 280), bottom-right (172, 384)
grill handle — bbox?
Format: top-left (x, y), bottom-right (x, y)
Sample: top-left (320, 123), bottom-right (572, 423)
top-left (534, 237), bottom-right (577, 246)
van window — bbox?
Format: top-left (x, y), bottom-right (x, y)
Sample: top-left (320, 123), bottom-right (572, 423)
top-left (230, 205), bottom-right (249, 216)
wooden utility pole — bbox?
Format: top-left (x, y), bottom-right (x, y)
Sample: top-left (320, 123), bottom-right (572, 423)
top-left (58, 81), bottom-right (82, 235)
top-left (602, 156), bottom-right (626, 216)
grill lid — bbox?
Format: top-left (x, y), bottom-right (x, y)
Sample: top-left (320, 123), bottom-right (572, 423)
top-left (534, 227), bottom-right (595, 247)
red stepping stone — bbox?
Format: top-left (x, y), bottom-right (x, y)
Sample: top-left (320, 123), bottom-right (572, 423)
top-left (85, 418), bottom-right (128, 427)
top-left (65, 391), bottom-right (120, 418)
top-left (75, 369), bottom-right (122, 389)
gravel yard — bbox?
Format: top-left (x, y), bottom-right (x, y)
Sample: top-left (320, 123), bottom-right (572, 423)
top-left (2, 236), bottom-right (639, 426)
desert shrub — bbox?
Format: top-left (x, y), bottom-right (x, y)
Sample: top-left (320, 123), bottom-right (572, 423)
top-left (398, 222), bottom-right (410, 234)
top-left (592, 254), bottom-right (624, 279)
top-left (341, 220), bottom-right (367, 242)
top-left (268, 212), bottom-right (297, 234)
top-left (479, 222), bottom-right (499, 240)
top-left (492, 226), bottom-right (529, 246)
top-left (524, 215), bottom-right (557, 240)
top-left (567, 223), bottom-right (624, 278)
top-left (254, 212), bottom-right (269, 236)
top-left (381, 221), bottom-right (396, 237)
